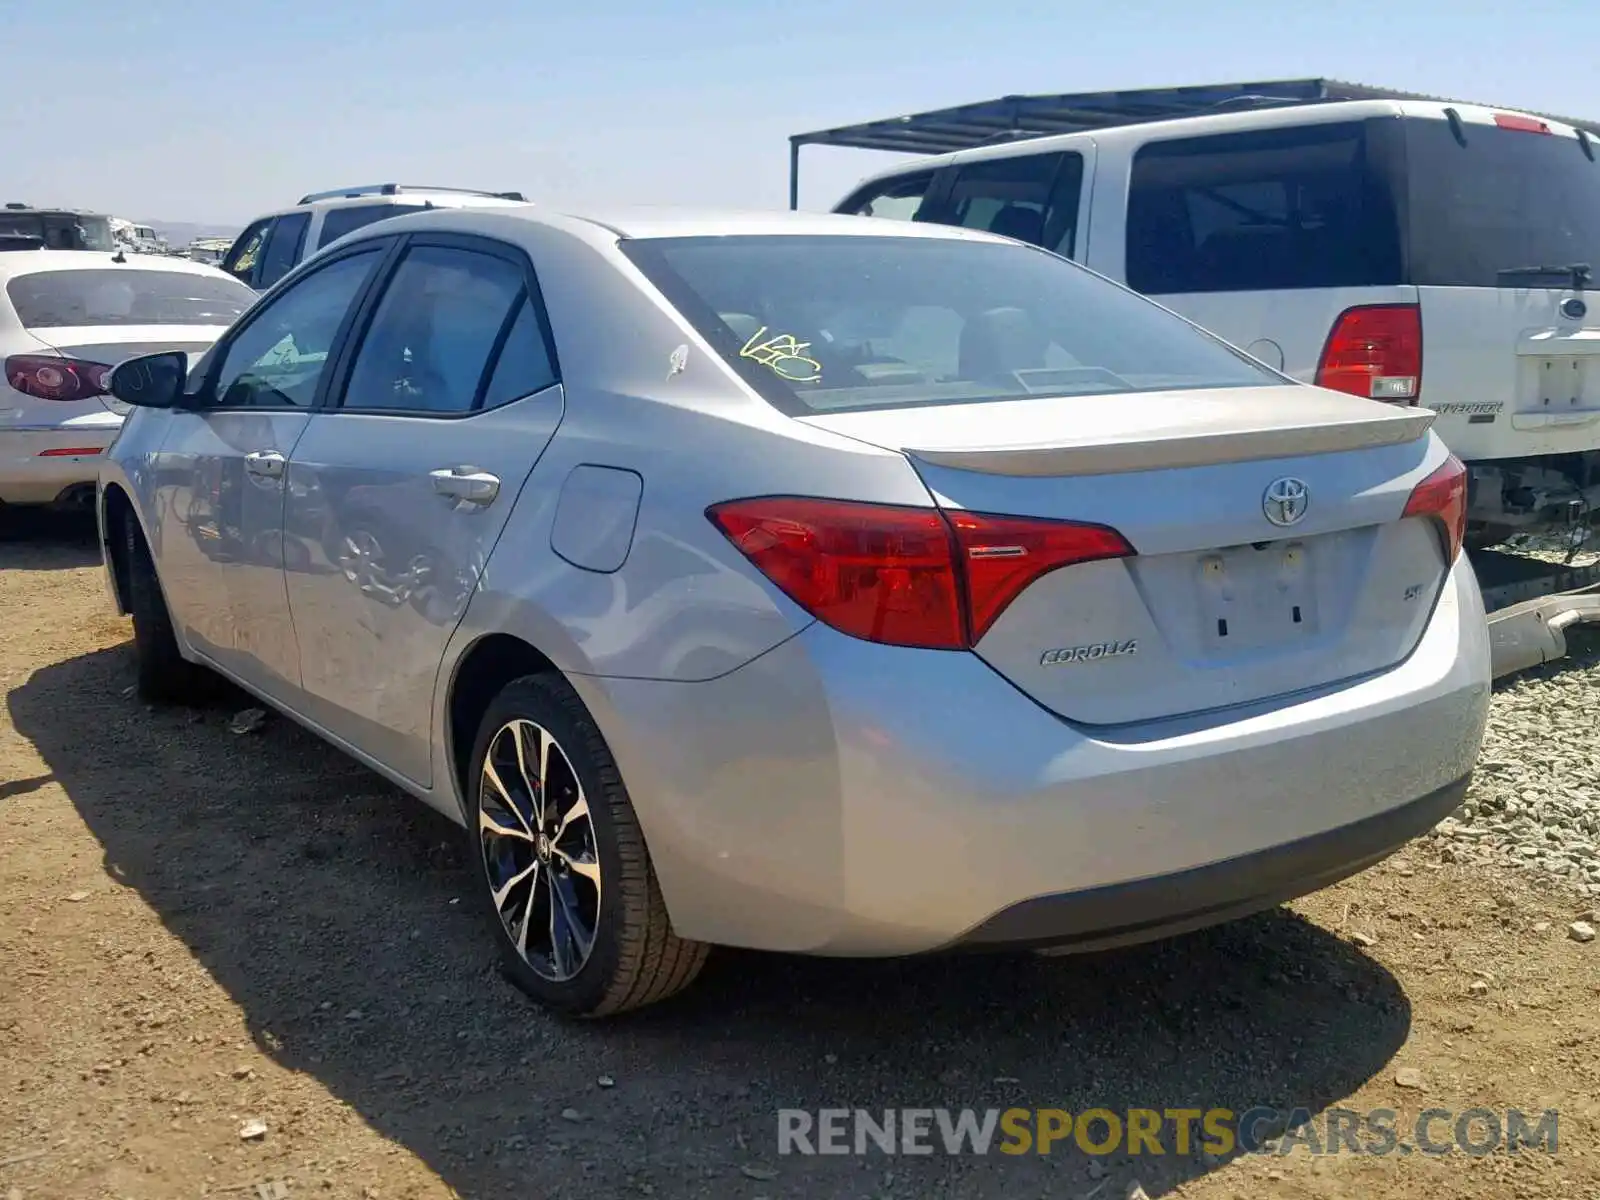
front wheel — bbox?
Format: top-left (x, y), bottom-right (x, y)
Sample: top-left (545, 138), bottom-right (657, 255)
top-left (123, 514), bottom-right (218, 704)
top-left (468, 673), bottom-right (708, 1017)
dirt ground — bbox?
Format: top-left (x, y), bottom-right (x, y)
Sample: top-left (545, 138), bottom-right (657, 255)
top-left (2, 513), bottom-right (1599, 1200)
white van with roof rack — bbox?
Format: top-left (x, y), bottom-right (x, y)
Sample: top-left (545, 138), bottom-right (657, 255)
top-left (810, 79), bottom-right (1600, 546)
top-left (220, 183), bottom-right (528, 293)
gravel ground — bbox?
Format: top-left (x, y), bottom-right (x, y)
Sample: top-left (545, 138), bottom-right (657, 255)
top-left (2, 513), bottom-right (1599, 1200)
top-left (1446, 531), bottom-right (1600, 897)
top-left (1429, 641), bottom-right (1600, 897)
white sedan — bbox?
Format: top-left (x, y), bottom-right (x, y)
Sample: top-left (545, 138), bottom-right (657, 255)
top-left (1, 242), bottom-right (255, 509)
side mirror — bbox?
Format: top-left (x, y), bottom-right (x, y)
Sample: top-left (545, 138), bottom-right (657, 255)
top-left (108, 351), bottom-right (188, 409)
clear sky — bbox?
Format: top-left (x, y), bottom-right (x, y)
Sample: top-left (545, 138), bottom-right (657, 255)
top-left (3, 0), bottom-right (1596, 228)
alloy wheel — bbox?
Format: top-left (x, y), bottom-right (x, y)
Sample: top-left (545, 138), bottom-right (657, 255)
top-left (477, 718), bottom-right (602, 982)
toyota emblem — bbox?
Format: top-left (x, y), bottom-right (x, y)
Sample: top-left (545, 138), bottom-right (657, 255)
top-left (1262, 477), bottom-right (1310, 527)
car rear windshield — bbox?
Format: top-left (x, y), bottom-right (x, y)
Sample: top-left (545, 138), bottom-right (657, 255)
top-left (7, 269), bottom-right (255, 328)
top-left (620, 234), bottom-right (1281, 416)
top-left (1403, 117), bottom-right (1600, 288)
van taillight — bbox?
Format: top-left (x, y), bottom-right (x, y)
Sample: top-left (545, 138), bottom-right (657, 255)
top-left (1315, 304), bottom-right (1422, 403)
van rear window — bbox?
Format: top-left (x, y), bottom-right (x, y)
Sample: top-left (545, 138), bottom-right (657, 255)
top-left (1125, 121), bottom-right (1403, 294)
top-left (1403, 118), bottom-right (1600, 288)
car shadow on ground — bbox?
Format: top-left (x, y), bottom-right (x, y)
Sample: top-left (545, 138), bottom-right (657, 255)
top-left (11, 643), bottom-right (1415, 1200)
top-left (0, 507), bottom-right (99, 569)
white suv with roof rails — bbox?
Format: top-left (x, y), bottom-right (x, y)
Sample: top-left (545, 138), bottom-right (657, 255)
top-left (827, 89), bottom-right (1600, 545)
top-left (221, 183), bottom-right (528, 293)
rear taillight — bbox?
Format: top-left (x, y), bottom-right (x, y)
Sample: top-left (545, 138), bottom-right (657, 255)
top-left (707, 497), bottom-right (1134, 649)
top-left (4, 354), bottom-right (114, 401)
top-left (1402, 454), bottom-right (1468, 564)
top-left (1315, 305), bottom-right (1421, 403)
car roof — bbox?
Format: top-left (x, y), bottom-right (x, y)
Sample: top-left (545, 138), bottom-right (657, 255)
top-left (352, 203), bottom-right (1016, 246)
top-left (840, 95), bottom-right (1593, 193)
top-left (0, 248), bottom-right (242, 283)
top-left (1, 205), bottom-right (108, 217)
top-left (250, 192), bottom-right (529, 223)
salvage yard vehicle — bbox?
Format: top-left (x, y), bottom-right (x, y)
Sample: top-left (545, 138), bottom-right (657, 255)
top-left (0, 203), bottom-right (117, 252)
top-left (1, 244), bottom-right (255, 510)
top-left (221, 183), bottom-right (528, 293)
top-left (95, 205), bottom-right (1490, 1017)
top-left (807, 78), bottom-right (1600, 548)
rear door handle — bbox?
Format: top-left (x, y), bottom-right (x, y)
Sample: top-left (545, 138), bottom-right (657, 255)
top-left (244, 450), bottom-right (286, 479)
top-left (429, 466), bottom-right (500, 506)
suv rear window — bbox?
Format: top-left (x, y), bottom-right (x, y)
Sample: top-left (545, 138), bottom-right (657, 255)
top-left (621, 234), bottom-right (1278, 416)
top-left (1404, 117), bottom-right (1600, 287)
top-left (7, 269), bottom-right (256, 328)
top-left (1125, 121), bottom-right (1403, 294)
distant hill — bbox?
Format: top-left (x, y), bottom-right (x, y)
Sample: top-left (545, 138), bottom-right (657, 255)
top-left (141, 220), bottom-right (241, 246)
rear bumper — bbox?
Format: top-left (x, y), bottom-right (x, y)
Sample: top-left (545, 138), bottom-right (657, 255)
top-left (0, 428), bottom-right (116, 505)
top-left (956, 773), bottom-right (1468, 951)
top-left (576, 555), bottom-right (1491, 957)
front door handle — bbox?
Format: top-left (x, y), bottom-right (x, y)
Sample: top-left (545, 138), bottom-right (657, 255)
top-left (244, 450), bottom-right (286, 479)
top-left (429, 466), bottom-right (500, 506)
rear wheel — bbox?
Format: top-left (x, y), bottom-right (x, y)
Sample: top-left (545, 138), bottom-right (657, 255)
top-left (123, 515), bottom-right (217, 704)
top-left (468, 673), bottom-right (708, 1017)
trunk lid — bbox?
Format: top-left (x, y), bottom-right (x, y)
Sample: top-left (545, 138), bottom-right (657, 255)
top-left (26, 324), bottom-right (226, 365)
top-left (802, 385), bottom-right (1447, 724)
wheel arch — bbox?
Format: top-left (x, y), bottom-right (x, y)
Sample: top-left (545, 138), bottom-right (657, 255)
top-left (100, 482), bottom-right (138, 615)
top-left (445, 632), bottom-right (562, 816)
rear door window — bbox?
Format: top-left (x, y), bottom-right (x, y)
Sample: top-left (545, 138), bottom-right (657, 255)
top-left (938, 152), bottom-right (1085, 257)
top-left (318, 203), bottom-right (426, 248)
top-left (339, 243), bottom-right (556, 415)
top-left (257, 211), bottom-right (311, 290)
top-left (1403, 118), bottom-right (1600, 287)
top-left (1125, 122), bottom-right (1403, 293)
top-left (835, 171), bottom-right (937, 222)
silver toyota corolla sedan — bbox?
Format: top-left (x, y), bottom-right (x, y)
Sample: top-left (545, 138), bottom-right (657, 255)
top-left (94, 205), bottom-right (1490, 1016)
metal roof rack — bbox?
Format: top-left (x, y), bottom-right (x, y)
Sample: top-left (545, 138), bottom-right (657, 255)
top-left (787, 77), bottom-right (1600, 207)
top-left (295, 183), bottom-right (527, 205)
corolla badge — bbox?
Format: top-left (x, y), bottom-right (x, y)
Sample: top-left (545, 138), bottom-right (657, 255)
top-left (1040, 639), bottom-right (1139, 666)
top-left (1262, 476), bottom-right (1311, 527)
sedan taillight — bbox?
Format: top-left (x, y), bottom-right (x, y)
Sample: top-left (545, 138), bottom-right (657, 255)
top-left (1402, 454), bottom-right (1468, 563)
top-left (4, 354), bottom-right (115, 401)
top-left (707, 496), bottom-right (1135, 648)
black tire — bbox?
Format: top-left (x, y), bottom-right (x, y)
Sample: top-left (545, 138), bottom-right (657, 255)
top-left (468, 673), bottom-right (708, 1017)
top-left (122, 514), bottom-right (217, 704)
